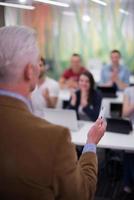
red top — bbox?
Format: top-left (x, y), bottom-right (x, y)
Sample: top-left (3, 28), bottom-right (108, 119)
top-left (62, 67), bottom-right (86, 81)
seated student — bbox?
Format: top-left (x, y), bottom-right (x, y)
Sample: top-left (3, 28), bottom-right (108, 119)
top-left (123, 86), bottom-right (134, 123)
top-left (31, 57), bottom-right (59, 116)
top-left (101, 50), bottom-right (130, 90)
top-left (68, 71), bottom-right (102, 122)
top-left (59, 53), bottom-right (86, 89)
top-left (121, 86), bottom-right (134, 198)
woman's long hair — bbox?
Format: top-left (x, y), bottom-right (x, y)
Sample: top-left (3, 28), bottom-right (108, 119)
top-left (79, 71), bottom-right (95, 103)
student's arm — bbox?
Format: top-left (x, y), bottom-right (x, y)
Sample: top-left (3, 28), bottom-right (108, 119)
top-left (53, 119), bottom-right (106, 200)
top-left (123, 94), bottom-right (134, 117)
top-left (43, 88), bottom-right (59, 108)
top-left (59, 77), bottom-right (67, 88)
top-left (100, 67), bottom-right (112, 87)
top-left (116, 79), bottom-right (129, 90)
top-left (116, 69), bottom-right (130, 90)
top-left (67, 92), bottom-right (77, 109)
top-left (100, 67), bottom-right (106, 84)
top-left (45, 96), bottom-right (58, 108)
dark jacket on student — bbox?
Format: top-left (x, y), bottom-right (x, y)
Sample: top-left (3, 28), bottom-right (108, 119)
top-left (68, 89), bottom-right (102, 122)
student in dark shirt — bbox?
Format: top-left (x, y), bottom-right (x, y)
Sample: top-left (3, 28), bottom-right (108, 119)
top-left (68, 71), bottom-right (102, 122)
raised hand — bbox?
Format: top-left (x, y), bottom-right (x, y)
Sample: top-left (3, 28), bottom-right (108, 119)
top-left (87, 118), bottom-right (107, 145)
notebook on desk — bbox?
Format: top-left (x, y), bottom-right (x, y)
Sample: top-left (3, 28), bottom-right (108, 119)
top-left (43, 108), bottom-right (84, 131)
top-left (106, 118), bottom-right (133, 134)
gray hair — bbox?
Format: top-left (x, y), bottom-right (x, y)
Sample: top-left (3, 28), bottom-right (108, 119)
top-left (0, 26), bottom-right (39, 83)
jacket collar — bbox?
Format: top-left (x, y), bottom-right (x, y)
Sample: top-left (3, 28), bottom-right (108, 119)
top-left (0, 89), bottom-right (32, 113)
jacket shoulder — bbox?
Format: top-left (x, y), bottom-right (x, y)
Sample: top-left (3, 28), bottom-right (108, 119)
top-left (27, 113), bottom-right (70, 140)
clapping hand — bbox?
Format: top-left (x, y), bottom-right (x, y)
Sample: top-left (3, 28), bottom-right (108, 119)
top-left (43, 88), bottom-right (50, 101)
top-left (80, 89), bottom-right (88, 108)
top-left (110, 68), bottom-right (119, 83)
top-left (70, 92), bottom-right (77, 106)
top-left (67, 79), bottom-right (78, 89)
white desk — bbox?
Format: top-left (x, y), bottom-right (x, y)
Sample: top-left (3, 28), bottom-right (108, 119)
top-left (71, 121), bottom-right (134, 151)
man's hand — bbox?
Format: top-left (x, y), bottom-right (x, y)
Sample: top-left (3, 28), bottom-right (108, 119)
top-left (87, 118), bottom-right (107, 145)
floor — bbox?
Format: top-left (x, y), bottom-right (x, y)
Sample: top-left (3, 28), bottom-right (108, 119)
top-left (94, 149), bottom-right (134, 200)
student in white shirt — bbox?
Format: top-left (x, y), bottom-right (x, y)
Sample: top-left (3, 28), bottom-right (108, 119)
top-left (31, 57), bottom-right (59, 116)
top-left (120, 86), bottom-right (134, 198)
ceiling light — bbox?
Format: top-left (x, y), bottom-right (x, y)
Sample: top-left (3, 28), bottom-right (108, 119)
top-left (34, 0), bottom-right (70, 7)
top-left (119, 9), bottom-right (130, 16)
top-left (62, 11), bottom-right (75, 16)
top-left (91, 0), bottom-right (107, 6)
top-left (0, 2), bottom-right (35, 10)
top-left (19, 0), bottom-right (27, 3)
top-left (82, 15), bottom-right (91, 22)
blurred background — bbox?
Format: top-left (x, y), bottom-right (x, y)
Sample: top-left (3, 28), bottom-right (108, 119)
top-left (0, 0), bottom-right (134, 79)
top-left (1, 2), bottom-right (134, 200)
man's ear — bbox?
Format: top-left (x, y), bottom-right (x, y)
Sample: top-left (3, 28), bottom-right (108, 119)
top-left (24, 64), bottom-right (33, 81)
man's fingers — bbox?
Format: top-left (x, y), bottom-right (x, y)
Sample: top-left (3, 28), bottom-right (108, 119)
top-left (99, 121), bottom-right (107, 130)
top-left (102, 119), bottom-right (107, 130)
top-left (95, 118), bottom-right (102, 126)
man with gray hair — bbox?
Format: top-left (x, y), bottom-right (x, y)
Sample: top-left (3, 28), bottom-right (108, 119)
top-left (0, 26), bottom-right (106, 200)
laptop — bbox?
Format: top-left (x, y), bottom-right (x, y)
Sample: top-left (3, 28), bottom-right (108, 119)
top-left (106, 118), bottom-right (133, 134)
top-left (97, 86), bottom-right (117, 98)
top-left (110, 103), bottom-right (123, 118)
top-left (43, 108), bottom-right (84, 131)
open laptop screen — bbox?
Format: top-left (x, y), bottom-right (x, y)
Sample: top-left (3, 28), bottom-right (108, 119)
top-left (43, 109), bottom-right (79, 131)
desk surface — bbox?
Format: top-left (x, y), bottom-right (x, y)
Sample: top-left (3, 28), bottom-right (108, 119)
top-left (71, 121), bottom-right (134, 151)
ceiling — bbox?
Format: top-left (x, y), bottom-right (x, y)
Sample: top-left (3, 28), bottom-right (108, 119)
top-left (0, 0), bottom-right (134, 13)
